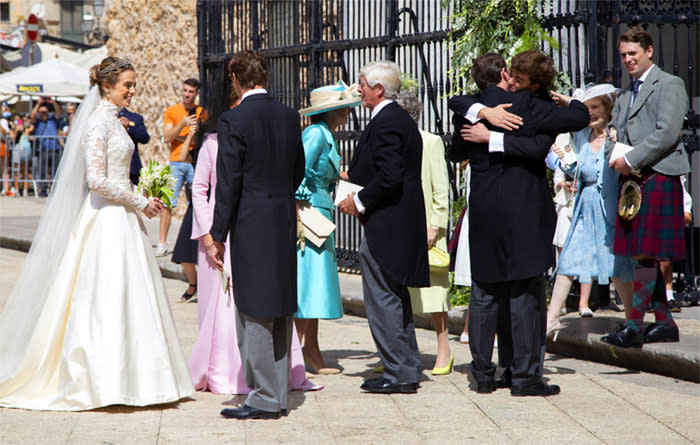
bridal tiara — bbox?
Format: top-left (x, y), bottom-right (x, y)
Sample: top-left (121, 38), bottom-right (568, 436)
top-left (99, 57), bottom-right (134, 75)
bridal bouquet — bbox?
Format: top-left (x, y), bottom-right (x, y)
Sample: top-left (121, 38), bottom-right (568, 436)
top-left (138, 160), bottom-right (176, 208)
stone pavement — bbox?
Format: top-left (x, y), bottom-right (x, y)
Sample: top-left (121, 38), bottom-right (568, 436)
top-left (2, 195), bottom-right (698, 382)
top-left (1, 195), bottom-right (700, 444)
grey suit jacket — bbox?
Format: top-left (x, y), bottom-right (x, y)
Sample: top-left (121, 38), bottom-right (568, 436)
top-left (605, 64), bottom-right (690, 176)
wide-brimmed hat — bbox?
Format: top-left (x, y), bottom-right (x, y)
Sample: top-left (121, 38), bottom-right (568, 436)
top-left (299, 81), bottom-right (361, 116)
top-left (572, 83), bottom-right (621, 103)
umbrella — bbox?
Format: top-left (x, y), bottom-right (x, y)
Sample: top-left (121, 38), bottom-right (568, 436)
top-left (0, 58), bottom-right (89, 98)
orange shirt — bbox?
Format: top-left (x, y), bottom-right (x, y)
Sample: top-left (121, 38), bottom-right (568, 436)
top-left (164, 103), bottom-right (202, 161)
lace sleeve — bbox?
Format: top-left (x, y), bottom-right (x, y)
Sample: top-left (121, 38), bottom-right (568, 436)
top-left (84, 116), bottom-right (148, 211)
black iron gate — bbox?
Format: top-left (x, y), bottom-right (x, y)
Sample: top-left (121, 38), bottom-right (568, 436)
top-left (197, 0), bottom-right (455, 272)
top-left (541, 0), bottom-right (699, 152)
top-left (197, 0), bottom-right (699, 273)
top-left (541, 0), bottom-right (699, 274)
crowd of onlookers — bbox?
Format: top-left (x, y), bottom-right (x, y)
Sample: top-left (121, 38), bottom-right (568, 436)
top-left (0, 97), bottom-right (75, 197)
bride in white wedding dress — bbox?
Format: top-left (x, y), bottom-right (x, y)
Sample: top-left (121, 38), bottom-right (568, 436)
top-left (0, 57), bottom-right (194, 411)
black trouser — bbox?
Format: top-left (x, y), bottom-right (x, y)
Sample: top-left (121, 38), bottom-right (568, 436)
top-left (469, 275), bottom-right (547, 388)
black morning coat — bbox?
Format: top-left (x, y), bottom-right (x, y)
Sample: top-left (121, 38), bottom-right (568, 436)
top-left (448, 87), bottom-right (590, 283)
top-left (210, 93), bottom-right (305, 318)
top-left (348, 101), bottom-right (430, 288)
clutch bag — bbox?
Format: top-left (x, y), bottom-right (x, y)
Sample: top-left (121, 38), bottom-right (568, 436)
top-left (298, 203), bottom-right (336, 248)
top-left (428, 247), bottom-right (450, 272)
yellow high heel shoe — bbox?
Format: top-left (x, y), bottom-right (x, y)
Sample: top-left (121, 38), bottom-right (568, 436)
top-left (431, 354), bottom-right (454, 375)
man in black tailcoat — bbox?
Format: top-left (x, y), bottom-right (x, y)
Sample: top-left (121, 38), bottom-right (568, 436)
top-left (448, 51), bottom-right (589, 396)
top-left (338, 60), bottom-right (429, 394)
top-left (208, 50), bottom-right (305, 419)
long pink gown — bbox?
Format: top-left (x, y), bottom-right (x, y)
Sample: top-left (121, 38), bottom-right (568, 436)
top-left (189, 133), bottom-right (320, 394)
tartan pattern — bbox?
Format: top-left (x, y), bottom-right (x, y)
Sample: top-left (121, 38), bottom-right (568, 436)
top-left (614, 174), bottom-right (685, 259)
top-left (627, 263), bottom-right (675, 330)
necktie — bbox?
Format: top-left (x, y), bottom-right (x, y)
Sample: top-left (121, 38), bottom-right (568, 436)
top-left (632, 79), bottom-right (643, 102)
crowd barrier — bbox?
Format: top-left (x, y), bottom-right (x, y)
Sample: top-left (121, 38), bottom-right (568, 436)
top-left (0, 134), bottom-right (66, 197)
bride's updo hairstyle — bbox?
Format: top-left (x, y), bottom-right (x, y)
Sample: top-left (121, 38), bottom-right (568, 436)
top-left (89, 56), bottom-right (135, 97)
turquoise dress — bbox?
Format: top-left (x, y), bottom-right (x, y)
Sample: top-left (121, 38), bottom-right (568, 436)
top-left (557, 128), bottom-right (634, 284)
top-left (294, 122), bottom-right (343, 319)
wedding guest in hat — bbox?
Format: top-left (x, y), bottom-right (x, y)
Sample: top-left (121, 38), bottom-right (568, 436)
top-left (545, 84), bottom-right (635, 338)
top-left (295, 81), bottom-right (360, 375)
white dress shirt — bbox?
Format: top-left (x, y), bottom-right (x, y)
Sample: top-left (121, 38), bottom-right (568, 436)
top-left (354, 99), bottom-right (395, 213)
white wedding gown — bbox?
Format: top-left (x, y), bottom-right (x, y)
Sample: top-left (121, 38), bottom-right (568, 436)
top-left (0, 100), bottom-right (194, 411)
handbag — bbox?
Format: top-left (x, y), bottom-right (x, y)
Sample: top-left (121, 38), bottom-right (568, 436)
top-left (298, 202), bottom-right (336, 248)
top-left (428, 247), bottom-right (450, 272)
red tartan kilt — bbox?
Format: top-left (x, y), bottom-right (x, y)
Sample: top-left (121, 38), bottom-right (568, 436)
top-left (614, 173), bottom-right (685, 260)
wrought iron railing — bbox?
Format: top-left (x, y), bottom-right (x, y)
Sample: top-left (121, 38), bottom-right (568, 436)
top-left (197, 0), bottom-right (699, 273)
top-left (197, 0), bottom-right (456, 272)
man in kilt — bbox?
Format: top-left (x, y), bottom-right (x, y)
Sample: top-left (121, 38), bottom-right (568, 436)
top-left (602, 26), bottom-right (690, 347)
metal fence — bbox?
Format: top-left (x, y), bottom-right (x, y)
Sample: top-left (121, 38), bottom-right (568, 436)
top-left (197, 0), bottom-right (456, 272)
top-left (540, 0), bottom-right (699, 153)
top-left (541, 0), bottom-right (699, 274)
top-left (1, 135), bottom-right (66, 197)
top-left (197, 0), bottom-right (699, 273)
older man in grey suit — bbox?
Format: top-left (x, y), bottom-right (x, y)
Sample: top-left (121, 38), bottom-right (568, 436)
top-left (602, 26), bottom-right (690, 347)
top-left (338, 61), bottom-right (429, 394)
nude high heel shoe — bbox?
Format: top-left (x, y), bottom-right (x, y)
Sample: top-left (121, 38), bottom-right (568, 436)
top-left (546, 320), bottom-right (561, 342)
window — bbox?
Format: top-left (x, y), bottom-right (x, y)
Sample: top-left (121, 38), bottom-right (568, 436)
top-left (0, 2), bottom-right (10, 23)
top-left (60, 1), bottom-right (84, 42)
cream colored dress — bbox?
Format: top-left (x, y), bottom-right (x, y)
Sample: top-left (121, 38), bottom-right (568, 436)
top-left (409, 130), bottom-right (450, 313)
top-left (0, 100), bottom-right (194, 411)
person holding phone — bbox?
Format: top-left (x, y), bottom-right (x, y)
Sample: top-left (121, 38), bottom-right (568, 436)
top-left (29, 96), bottom-right (62, 196)
top-left (157, 78), bottom-right (202, 256)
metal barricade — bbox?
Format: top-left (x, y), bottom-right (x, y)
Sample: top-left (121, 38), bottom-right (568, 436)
top-left (2, 134), bottom-right (66, 197)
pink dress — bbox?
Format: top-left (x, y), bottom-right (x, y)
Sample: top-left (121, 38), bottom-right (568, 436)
top-left (189, 133), bottom-right (320, 394)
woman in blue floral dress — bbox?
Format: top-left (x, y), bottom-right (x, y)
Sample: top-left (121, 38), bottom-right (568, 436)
top-left (546, 84), bottom-right (634, 336)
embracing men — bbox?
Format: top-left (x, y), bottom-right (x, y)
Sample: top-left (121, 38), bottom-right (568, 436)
top-left (449, 51), bottom-right (589, 396)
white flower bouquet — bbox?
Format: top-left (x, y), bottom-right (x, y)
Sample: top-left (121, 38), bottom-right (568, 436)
top-left (138, 160), bottom-right (176, 208)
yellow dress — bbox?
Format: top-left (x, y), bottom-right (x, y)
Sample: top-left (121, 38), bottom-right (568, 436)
top-left (409, 130), bottom-right (450, 313)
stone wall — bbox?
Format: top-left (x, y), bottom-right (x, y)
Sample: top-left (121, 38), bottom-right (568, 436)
top-left (105, 0), bottom-right (199, 215)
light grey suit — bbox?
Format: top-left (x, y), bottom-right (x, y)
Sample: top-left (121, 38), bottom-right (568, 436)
top-left (605, 64), bottom-right (690, 175)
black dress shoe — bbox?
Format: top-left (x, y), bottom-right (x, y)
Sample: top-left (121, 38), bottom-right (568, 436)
top-left (220, 404), bottom-right (281, 420)
top-left (360, 377), bottom-right (383, 389)
top-left (601, 325), bottom-right (643, 347)
top-left (643, 323), bottom-right (679, 343)
top-left (495, 371), bottom-right (512, 389)
top-left (598, 302), bottom-right (624, 312)
top-left (667, 299), bottom-right (682, 313)
top-left (360, 377), bottom-right (418, 394)
top-left (511, 380), bottom-right (560, 397)
top-left (475, 381), bottom-right (496, 394)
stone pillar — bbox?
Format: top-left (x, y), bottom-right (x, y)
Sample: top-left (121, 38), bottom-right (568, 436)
top-left (105, 0), bottom-right (198, 215)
